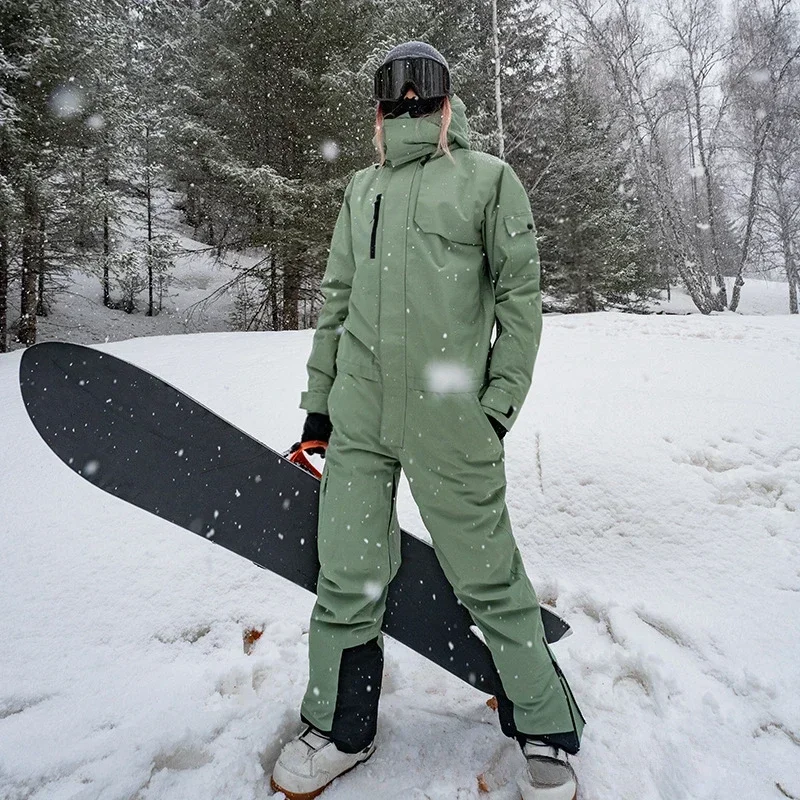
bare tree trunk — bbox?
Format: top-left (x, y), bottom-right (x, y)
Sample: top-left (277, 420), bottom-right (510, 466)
top-left (78, 146), bottom-right (88, 248)
top-left (268, 205), bottom-right (280, 330)
top-left (282, 259), bottom-right (299, 330)
top-left (103, 160), bottom-right (111, 307)
top-left (492, 0), bottom-right (505, 159)
top-left (791, 277), bottom-right (799, 314)
top-left (0, 214), bottom-right (7, 353)
top-left (729, 122), bottom-right (770, 312)
top-left (268, 257), bottom-right (279, 331)
top-left (0, 128), bottom-right (7, 353)
top-left (36, 213), bottom-right (48, 317)
top-left (788, 271), bottom-right (799, 314)
top-left (776, 187), bottom-right (799, 314)
top-left (690, 70), bottom-right (727, 309)
top-left (18, 176), bottom-right (39, 346)
top-left (145, 124), bottom-right (154, 317)
top-left (685, 98), bottom-right (701, 234)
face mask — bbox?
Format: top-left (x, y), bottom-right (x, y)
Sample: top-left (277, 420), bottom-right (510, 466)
top-left (382, 96), bottom-right (444, 119)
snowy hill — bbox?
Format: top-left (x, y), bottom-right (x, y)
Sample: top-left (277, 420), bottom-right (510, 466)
top-left (8, 229), bottom-right (796, 355)
top-left (1, 314), bottom-right (799, 800)
top-left (29, 235), bottom-right (240, 347)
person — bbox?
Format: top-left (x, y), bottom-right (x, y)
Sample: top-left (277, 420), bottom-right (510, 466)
top-left (271, 41), bottom-right (585, 800)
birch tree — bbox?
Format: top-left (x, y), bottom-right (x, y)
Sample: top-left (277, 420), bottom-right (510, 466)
top-left (492, 0), bottom-right (506, 158)
top-left (660, 0), bottom-right (733, 307)
top-left (565, 0), bottom-right (729, 312)
top-left (726, 0), bottom-right (800, 311)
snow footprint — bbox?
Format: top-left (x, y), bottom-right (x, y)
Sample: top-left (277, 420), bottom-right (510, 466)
top-left (152, 743), bottom-right (213, 771)
top-left (0, 693), bottom-right (50, 719)
top-left (675, 436), bottom-right (799, 512)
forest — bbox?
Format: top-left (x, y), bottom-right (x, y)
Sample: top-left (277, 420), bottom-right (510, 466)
top-left (1, 0), bottom-right (798, 352)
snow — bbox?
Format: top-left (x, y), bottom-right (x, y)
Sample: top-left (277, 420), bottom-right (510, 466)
top-left (425, 360), bottom-right (474, 393)
top-left (321, 140), bottom-right (341, 162)
top-left (650, 276), bottom-right (793, 316)
top-left (47, 85), bottom-right (85, 119)
top-left (1, 312), bottom-right (799, 800)
top-left (30, 236), bottom-right (239, 347)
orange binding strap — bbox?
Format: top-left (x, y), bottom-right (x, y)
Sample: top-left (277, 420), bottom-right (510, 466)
top-left (287, 440), bottom-right (328, 479)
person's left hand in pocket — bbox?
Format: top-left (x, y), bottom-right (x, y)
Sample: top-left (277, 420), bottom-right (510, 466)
top-left (486, 415), bottom-right (507, 441)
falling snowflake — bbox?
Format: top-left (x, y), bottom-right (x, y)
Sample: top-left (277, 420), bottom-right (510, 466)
top-left (363, 581), bottom-right (383, 601)
top-left (48, 86), bottom-right (84, 119)
top-left (321, 140), bottom-right (340, 161)
top-left (425, 361), bottom-right (472, 393)
top-left (749, 68), bottom-right (771, 83)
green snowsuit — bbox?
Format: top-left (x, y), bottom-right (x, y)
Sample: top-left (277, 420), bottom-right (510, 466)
top-left (299, 94), bottom-right (585, 753)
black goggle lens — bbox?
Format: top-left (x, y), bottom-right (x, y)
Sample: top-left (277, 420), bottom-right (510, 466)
top-left (374, 58), bottom-right (450, 101)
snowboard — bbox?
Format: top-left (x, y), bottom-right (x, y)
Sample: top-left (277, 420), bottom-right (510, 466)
top-left (18, 341), bottom-right (570, 699)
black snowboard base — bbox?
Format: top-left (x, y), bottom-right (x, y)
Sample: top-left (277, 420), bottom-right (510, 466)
top-left (19, 341), bottom-right (571, 699)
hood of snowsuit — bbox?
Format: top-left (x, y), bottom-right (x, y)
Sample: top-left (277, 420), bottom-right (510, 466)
top-left (379, 93), bottom-right (471, 168)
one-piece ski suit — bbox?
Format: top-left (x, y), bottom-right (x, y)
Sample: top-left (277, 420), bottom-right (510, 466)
top-left (298, 93), bottom-right (585, 754)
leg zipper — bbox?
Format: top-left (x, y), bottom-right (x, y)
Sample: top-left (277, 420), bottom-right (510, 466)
top-left (542, 636), bottom-right (585, 734)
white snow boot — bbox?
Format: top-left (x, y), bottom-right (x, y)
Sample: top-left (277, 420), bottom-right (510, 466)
top-left (517, 740), bottom-right (578, 800)
top-left (270, 725), bottom-right (375, 800)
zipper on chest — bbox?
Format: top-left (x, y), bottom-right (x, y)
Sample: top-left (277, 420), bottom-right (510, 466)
top-left (370, 193), bottom-right (383, 259)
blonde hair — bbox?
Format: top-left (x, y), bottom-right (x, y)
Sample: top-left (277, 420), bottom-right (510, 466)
top-left (374, 95), bottom-right (455, 167)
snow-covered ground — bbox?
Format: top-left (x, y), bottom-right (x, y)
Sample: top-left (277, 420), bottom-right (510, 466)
top-left (31, 236), bottom-right (240, 346)
top-left (1, 313), bottom-right (799, 800)
top-left (650, 275), bottom-right (794, 316)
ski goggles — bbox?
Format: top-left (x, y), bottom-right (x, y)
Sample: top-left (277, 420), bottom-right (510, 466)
top-left (373, 57), bottom-right (450, 101)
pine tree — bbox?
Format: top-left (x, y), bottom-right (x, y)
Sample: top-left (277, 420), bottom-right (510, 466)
top-left (165, 0), bottom-right (402, 330)
top-left (0, 0), bottom-right (72, 345)
top-left (524, 52), bottom-right (656, 311)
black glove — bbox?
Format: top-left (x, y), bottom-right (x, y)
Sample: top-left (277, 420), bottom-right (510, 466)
top-left (300, 412), bottom-right (332, 455)
top-left (487, 414), bottom-right (507, 441)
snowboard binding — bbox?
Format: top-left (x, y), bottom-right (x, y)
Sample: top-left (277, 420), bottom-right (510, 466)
top-left (286, 440), bottom-right (328, 479)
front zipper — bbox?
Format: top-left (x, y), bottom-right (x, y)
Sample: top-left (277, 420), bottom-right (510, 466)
top-left (369, 193), bottom-right (383, 259)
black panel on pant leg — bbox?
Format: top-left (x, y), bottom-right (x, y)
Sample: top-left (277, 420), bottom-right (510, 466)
top-left (495, 684), bottom-right (519, 739)
top-left (330, 639), bottom-right (384, 753)
top-left (532, 730), bottom-right (580, 755)
top-left (492, 657), bottom-right (581, 755)
top-left (515, 730), bottom-right (580, 755)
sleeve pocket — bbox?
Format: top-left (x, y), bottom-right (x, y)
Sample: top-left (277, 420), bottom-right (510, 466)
top-left (503, 213), bottom-right (535, 237)
top-left (479, 385), bottom-right (515, 419)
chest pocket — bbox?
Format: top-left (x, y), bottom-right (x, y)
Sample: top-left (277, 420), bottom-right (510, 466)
top-left (413, 173), bottom-right (483, 247)
top-left (412, 181), bottom-right (483, 280)
top-left (414, 200), bottom-right (482, 245)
